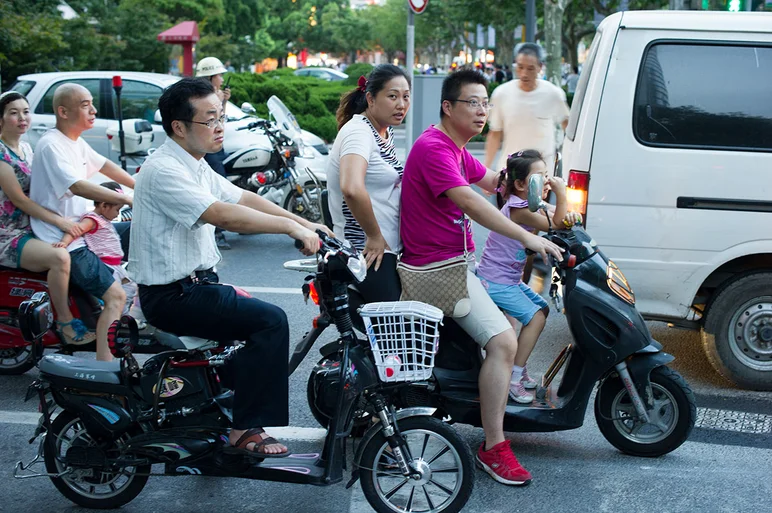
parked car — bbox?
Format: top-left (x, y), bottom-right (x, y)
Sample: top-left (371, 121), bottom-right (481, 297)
top-left (561, 10), bottom-right (772, 390)
top-left (8, 71), bottom-right (329, 179)
top-left (293, 67), bottom-right (348, 81)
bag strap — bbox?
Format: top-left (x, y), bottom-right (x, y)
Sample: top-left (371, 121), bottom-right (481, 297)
top-left (460, 158), bottom-right (470, 259)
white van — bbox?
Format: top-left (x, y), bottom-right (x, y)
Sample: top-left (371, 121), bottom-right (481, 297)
top-left (562, 10), bottom-right (772, 390)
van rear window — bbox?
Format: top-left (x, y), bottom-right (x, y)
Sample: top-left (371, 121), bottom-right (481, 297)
top-left (634, 42), bottom-right (772, 152)
top-left (566, 31), bottom-right (602, 141)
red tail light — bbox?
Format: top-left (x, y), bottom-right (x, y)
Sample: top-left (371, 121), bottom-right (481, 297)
top-left (567, 170), bottom-right (589, 218)
top-left (309, 282), bottom-right (319, 305)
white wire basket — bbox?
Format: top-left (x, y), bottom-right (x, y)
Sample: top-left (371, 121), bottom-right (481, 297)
top-left (359, 301), bottom-right (444, 383)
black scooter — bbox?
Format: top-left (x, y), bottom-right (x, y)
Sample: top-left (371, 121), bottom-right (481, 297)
top-left (14, 235), bottom-right (474, 513)
top-left (292, 175), bottom-right (697, 458)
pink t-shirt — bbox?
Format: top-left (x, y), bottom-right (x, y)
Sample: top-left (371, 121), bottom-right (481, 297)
top-left (400, 126), bottom-right (487, 266)
top-left (81, 212), bottom-right (123, 266)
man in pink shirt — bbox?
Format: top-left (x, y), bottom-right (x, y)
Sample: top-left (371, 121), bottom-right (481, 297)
top-left (401, 69), bottom-right (562, 486)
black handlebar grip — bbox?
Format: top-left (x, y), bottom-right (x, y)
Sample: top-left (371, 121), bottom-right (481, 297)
top-left (525, 248), bottom-right (535, 256)
top-left (294, 239), bottom-right (305, 250)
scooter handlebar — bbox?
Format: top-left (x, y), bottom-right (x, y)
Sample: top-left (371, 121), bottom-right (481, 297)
top-left (294, 229), bottom-right (331, 253)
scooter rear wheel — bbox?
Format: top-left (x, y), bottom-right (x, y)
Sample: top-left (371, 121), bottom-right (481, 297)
top-left (594, 366), bottom-right (696, 457)
top-left (44, 411), bottom-right (150, 508)
top-left (360, 416), bottom-right (474, 513)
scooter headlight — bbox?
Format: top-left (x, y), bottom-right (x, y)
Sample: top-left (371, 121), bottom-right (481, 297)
top-left (607, 261), bottom-right (635, 305)
top-left (347, 254), bottom-right (368, 283)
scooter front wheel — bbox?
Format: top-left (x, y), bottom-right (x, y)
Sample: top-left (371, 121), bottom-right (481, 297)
top-left (0, 345), bottom-right (36, 375)
top-left (359, 416), bottom-right (473, 513)
top-left (595, 366), bottom-right (696, 457)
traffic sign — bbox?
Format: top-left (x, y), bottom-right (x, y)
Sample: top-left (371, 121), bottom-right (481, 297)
top-left (408, 0), bottom-right (428, 14)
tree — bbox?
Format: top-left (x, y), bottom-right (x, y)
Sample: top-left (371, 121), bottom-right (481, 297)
top-left (0, 2), bottom-right (68, 87)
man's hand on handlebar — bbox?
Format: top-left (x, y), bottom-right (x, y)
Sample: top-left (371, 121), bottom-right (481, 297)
top-left (289, 226), bottom-right (320, 256)
top-left (305, 222), bottom-right (334, 239)
top-left (524, 233), bottom-right (563, 264)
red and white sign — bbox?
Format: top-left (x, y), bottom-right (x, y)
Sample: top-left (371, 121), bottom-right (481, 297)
top-left (408, 0), bottom-right (428, 14)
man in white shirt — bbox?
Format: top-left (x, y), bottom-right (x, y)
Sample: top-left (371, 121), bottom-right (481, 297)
top-left (484, 43), bottom-right (570, 175)
top-left (30, 83), bottom-right (134, 362)
top-left (131, 78), bottom-right (329, 457)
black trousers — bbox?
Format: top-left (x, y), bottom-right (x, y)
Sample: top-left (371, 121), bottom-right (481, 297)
top-left (139, 275), bottom-right (289, 429)
top-left (357, 253), bottom-right (401, 303)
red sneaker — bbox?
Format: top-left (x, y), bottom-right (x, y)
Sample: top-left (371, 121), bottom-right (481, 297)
top-left (476, 441), bottom-right (533, 486)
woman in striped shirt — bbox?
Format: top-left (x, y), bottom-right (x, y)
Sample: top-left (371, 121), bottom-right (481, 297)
top-left (326, 64), bottom-right (411, 303)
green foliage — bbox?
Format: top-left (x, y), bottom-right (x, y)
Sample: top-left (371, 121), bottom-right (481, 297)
top-left (227, 72), bottom-right (349, 141)
top-left (342, 63), bottom-right (374, 85)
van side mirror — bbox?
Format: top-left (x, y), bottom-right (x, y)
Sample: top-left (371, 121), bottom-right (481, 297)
top-left (153, 110), bottom-right (162, 124)
top-left (241, 102), bottom-right (257, 114)
top-left (527, 174), bottom-right (548, 213)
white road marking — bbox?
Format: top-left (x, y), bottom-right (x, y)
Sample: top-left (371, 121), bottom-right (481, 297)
top-left (0, 410), bottom-right (326, 441)
top-left (239, 286), bottom-right (302, 295)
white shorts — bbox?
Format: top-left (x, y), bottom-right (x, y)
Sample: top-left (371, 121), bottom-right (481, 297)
top-left (453, 269), bottom-right (513, 348)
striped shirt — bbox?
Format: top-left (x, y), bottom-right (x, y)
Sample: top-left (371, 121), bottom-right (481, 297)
top-left (326, 115), bottom-right (403, 253)
top-left (81, 213), bottom-right (122, 266)
top-left (128, 138), bottom-right (243, 286)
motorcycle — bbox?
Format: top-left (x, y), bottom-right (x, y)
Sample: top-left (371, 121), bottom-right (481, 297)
top-left (0, 213), bottom-right (216, 375)
top-left (289, 175), bottom-right (697, 457)
top-left (224, 96), bottom-right (326, 223)
top-left (14, 234), bottom-right (474, 513)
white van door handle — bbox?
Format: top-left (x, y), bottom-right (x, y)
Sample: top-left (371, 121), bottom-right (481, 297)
top-left (31, 125), bottom-right (49, 133)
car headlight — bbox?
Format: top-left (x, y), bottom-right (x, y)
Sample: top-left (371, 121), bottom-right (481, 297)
top-left (607, 261), bottom-right (635, 305)
top-left (347, 254), bottom-right (368, 283)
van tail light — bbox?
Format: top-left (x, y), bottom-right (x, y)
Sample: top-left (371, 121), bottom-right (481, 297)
top-left (567, 169), bottom-right (590, 219)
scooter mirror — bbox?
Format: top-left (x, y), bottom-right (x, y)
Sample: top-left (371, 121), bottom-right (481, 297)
top-left (153, 109), bottom-right (162, 124)
top-left (241, 102), bottom-right (257, 115)
top-left (527, 173), bottom-right (547, 213)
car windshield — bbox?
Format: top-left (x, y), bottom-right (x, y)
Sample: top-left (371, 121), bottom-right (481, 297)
top-left (7, 80), bottom-right (36, 97)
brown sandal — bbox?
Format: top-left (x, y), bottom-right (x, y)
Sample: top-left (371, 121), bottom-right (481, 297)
top-left (224, 428), bottom-right (291, 458)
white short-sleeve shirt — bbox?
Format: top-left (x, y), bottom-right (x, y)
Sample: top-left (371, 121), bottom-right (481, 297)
top-left (30, 129), bottom-right (106, 249)
top-left (488, 80), bottom-right (570, 173)
top-left (326, 115), bottom-right (403, 253)
top-left (128, 138), bottom-right (243, 285)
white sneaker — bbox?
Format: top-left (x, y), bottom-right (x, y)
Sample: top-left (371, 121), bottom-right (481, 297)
top-left (509, 381), bottom-right (534, 404)
top-left (521, 366), bottom-right (538, 390)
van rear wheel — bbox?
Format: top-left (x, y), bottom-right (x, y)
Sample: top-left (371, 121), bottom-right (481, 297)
top-left (701, 272), bottom-right (772, 391)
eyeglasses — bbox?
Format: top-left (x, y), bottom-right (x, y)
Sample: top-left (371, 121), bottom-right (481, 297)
top-left (185, 114), bottom-right (227, 129)
top-left (451, 99), bottom-right (492, 110)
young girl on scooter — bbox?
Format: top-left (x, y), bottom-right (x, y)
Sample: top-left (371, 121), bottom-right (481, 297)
top-left (54, 182), bottom-right (137, 318)
top-left (477, 150), bottom-right (579, 403)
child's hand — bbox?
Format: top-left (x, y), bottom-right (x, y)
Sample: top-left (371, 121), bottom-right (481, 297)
top-left (562, 212), bottom-right (582, 228)
top-left (52, 242), bottom-right (67, 249)
top-left (547, 176), bottom-right (567, 197)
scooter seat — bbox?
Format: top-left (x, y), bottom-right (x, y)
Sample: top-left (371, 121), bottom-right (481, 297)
top-left (38, 354), bottom-right (122, 385)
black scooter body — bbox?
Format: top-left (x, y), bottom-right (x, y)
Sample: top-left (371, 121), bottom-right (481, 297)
top-left (297, 226), bottom-right (674, 436)
top-left (409, 227), bottom-right (672, 433)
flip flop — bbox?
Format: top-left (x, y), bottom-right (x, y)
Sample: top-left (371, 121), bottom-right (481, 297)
top-left (223, 428), bottom-right (292, 459)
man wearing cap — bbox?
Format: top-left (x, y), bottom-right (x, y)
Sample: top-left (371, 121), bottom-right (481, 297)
top-left (196, 56), bottom-right (233, 249)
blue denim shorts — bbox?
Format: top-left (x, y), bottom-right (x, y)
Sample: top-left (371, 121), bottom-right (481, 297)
top-left (479, 278), bottom-right (549, 325)
top-left (70, 247), bottom-right (116, 299)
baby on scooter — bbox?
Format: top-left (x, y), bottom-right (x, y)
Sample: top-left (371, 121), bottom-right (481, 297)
top-left (477, 150), bottom-right (580, 403)
top-left (54, 182), bottom-right (138, 318)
